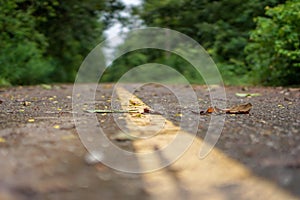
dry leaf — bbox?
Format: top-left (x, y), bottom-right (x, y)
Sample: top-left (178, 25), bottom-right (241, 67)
top-left (200, 106), bottom-right (223, 114)
top-left (226, 103), bottom-right (253, 114)
top-left (143, 107), bottom-right (150, 113)
top-left (200, 103), bottom-right (252, 115)
top-left (142, 107), bottom-right (162, 114)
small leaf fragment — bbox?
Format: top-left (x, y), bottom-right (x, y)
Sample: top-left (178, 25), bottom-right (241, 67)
top-left (86, 109), bottom-right (139, 113)
top-left (235, 93), bottom-right (261, 97)
top-left (174, 113), bottom-right (182, 117)
top-left (28, 118), bottom-right (35, 122)
top-left (41, 84), bottom-right (52, 90)
top-left (0, 137), bottom-right (6, 143)
top-left (53, 125), bottom-right (60, 129)
top-left (200, 106), bottom-right (223, 115)
top-left (206, 107), bottom-right (215, 113)
top-left (129, 99), bottom-right (142, 106)
top-left (133, 113), bottom-right (142, 118)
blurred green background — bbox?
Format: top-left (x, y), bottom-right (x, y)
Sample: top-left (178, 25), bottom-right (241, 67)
top-left (0, 0), bottom-right (299, 86)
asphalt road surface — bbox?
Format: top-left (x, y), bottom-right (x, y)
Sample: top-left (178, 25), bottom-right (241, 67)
top-left (0, 84), bottom-right (299, 200)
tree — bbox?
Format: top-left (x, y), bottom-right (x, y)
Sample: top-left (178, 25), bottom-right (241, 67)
top-left (0, 0), bottom-right (53, 85)
top-left (33, 0), bottom-right (124, 82)
top-left (0, 0), bottom-right (124, 85)
top-left (127, 0), bottom-right (285, 85)
top-left (245, 0), bottom-right (300, 85)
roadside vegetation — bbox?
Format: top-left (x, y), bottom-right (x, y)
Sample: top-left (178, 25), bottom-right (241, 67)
top-left (0, 0), bottom-right (299, 86)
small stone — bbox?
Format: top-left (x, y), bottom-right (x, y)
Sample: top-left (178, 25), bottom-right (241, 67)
top-left (284, 97), bottom-right (292, 102)
top-left (23, 101), bottom-right (31, 106)
top-left (244, 149), bottom-right (254, 157)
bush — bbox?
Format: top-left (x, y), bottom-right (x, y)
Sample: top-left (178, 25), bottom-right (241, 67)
top-left (0, 0), bottom-right (52, 86)
top-left (245, 0), bottom-right (300, 85)
top-left (0, 42), bottom-right (53, 85)
top-left (0, 0), bottom-right (122, 86)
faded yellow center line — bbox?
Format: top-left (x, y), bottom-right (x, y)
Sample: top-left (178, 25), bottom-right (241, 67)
top-left (115, 86), bottom-right (298, 200)
top-left (116, 86), bottom-right (180, 153)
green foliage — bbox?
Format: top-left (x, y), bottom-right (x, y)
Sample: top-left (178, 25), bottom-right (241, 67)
top-left (0, 0), bottom-right (123, 86)
top-left (0, 0), bottom-right (52, 85)
top-left (33, 0), bottom-right (109, 82)
top-left (122, 0), bottom-right (286, 85)
top-left (2, 0), bottom-right (299, 86)
top-left (101, 49), bottom-right (204, 84)
top-left (246, 0), bottom-right (300, 85)
top-left (0, 42), bottom-right (53, 85)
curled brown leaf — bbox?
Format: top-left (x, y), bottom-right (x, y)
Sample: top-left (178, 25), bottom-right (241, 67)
top-left (200, 103), bottom-right (252, 115)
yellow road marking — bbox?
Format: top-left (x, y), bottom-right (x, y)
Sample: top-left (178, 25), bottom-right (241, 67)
top-left (116, 86), bottom-right (298, 200)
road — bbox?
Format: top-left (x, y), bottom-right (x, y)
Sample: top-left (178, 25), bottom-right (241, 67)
top-left (0, 84), bottom-right (299, 200)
